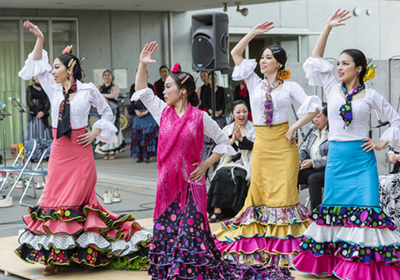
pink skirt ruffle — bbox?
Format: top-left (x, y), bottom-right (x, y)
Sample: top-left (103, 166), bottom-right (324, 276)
top-left (294, 252), bottom-right (400, 280)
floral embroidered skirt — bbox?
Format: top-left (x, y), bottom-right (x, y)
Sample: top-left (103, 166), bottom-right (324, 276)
top-left (213, 123), bottom-right (310, 269)
top-left (148, 187), bottom-right (291, 279)
top-left (379, 172), bottom-right (400, 234)
top-left (293, 141), bottom-right (400, 280)
top-left (130, 112), bottom-right (158, 159)
top-left (15, 128), bottom-right (152, 270)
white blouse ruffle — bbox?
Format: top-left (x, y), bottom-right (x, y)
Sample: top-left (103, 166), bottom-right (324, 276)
top-left (18, 50), bottom-right (117, 143)
top-left (19, 50), bottom-right (53, 80)
top-left (232, 59), bottom-right (257, 81)
top-left (132, 87), bottom-right (235, 156)
top-left (297, 95), bottom-right (324, 119)
top-left (231, 59), bottom-right (322, 125)
top-left (303, 57), bottom-right (336, 88)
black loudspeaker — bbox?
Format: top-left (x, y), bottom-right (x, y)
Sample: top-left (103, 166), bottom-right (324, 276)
top-left (192, 12), bottom-right (229, 71)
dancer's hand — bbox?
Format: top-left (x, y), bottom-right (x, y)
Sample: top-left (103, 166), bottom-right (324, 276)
top-left (361, 138), bottom-right (388, 152)
top-left (326, 9), bottom-right (351, 27)
top-left (77, 127), bottom-right (101, 147)
top-left (285, 127), bottom-right (297, 147)
top-left (300, 159), bottom-right (313, 169)
top-left (23, 20), bottom-right (44, 40)
top-left (189, 162), bottom-right (208, 182)
top-left (140, 42), bottom-right (158, 65)
top-left (251, 21), bottom-right (275, 35)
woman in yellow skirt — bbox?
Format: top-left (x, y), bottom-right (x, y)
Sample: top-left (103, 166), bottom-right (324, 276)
top-left (213, 21), bottom-right (322, 273)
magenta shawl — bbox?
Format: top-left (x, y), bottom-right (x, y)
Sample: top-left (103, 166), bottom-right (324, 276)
top-left (155, 103), bottom-right (209, 227)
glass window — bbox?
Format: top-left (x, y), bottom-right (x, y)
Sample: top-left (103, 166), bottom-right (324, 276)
top-left (0, 18), bottom-right (78, 146)
top-left (52, 20), bottom-right (78, 59)
top-left (0, 20), bottom-right (21, 145)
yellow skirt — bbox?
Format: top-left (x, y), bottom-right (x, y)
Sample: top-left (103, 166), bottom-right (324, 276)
top-left (213, 122), bottom-right (311, 268)
top-left (244, 122), bottom-right (300, 209)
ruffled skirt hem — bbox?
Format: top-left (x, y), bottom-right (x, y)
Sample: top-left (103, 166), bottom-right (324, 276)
top-left (213, 204), bottom-right (310, 268)
top-left (149, 192), bottom-right (293, 279)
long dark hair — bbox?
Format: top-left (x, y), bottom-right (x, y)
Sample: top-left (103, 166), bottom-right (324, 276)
top-left (169, 72), bottom-right (199, 107)
top-left (341, 49), bottom-right (367, 85)
top-left (57, 53), bottom-right (82, 81)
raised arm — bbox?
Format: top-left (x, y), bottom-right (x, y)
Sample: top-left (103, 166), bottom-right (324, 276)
top-left (312, 9), bottom-right (351, 58)
top-left (132, 42), bottom-right (166, 124)
top-left (19, 20), bottom-right (55, 99)
top-left (135, 42), bottom-right (158, 92)
top-left (230, 21), bottom-right (274, 66)
top-left (24, 20), bottom-right (44, 60)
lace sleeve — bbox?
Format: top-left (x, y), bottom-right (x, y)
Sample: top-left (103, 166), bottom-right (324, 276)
top-left (203, 113), bottom-right (236, 156)
top-left (131, 87), bottom-right (167, 125)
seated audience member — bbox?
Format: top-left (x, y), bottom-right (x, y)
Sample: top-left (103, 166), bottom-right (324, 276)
top-left (298, 105), bottom-right (329, 210)
top-left (234, 80), bottom-right (252, 121)
top-left (379, 147), bottom-right (400, 233)
top-left (207, 100), bottom-right (255, 222)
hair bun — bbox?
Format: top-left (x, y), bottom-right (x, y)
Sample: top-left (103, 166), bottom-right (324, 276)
top-left (277, 69), bottom-right (291, 80)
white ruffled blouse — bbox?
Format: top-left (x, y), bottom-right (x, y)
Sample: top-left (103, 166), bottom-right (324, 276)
top-left (131, 88), bottom-right (236, 156)
top-left (232, 59), bottom-right (323, 125)
top-left (18, 50), bottom-right (117, 143)
top-left (303, 57), bottom-right (400, 151)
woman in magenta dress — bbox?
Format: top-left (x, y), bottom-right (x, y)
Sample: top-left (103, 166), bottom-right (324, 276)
top-left (132, 42), bottom-right (291, 279)
top-left (16, 20), bottom-right (152, 276)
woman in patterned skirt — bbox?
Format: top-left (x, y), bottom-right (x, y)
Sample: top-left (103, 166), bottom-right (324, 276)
top-left (133, 41), bottom-right (289, 280)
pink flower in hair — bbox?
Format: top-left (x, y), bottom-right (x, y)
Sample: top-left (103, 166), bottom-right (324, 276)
top-left (62, 45), bottom-right (74, 55)
top-left (171, 63), bottom-right (181, 73)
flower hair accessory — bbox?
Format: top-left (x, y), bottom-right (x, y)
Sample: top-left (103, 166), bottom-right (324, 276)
top-left (171, 63), bottom-right (181, 73)
top-left (62, 45), bottom-right (74, 55)
top-left (363, 59), bottom-right (377, 82)
top-left (277, 69), bottom-right (291, 80)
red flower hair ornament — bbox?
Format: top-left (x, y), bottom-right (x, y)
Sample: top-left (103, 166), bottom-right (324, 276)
top-left (171, 63), bottom-right (181, 73)
top-left (62, 45), bottom-right (74, 55)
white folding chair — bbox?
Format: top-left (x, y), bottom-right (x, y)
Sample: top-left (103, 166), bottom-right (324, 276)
top-left (19, 145), bottom-right (51, 207)
top-left (0, 139), bottom-right (36, 198)
top-left (298, 184), bottom-right (311, 208)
